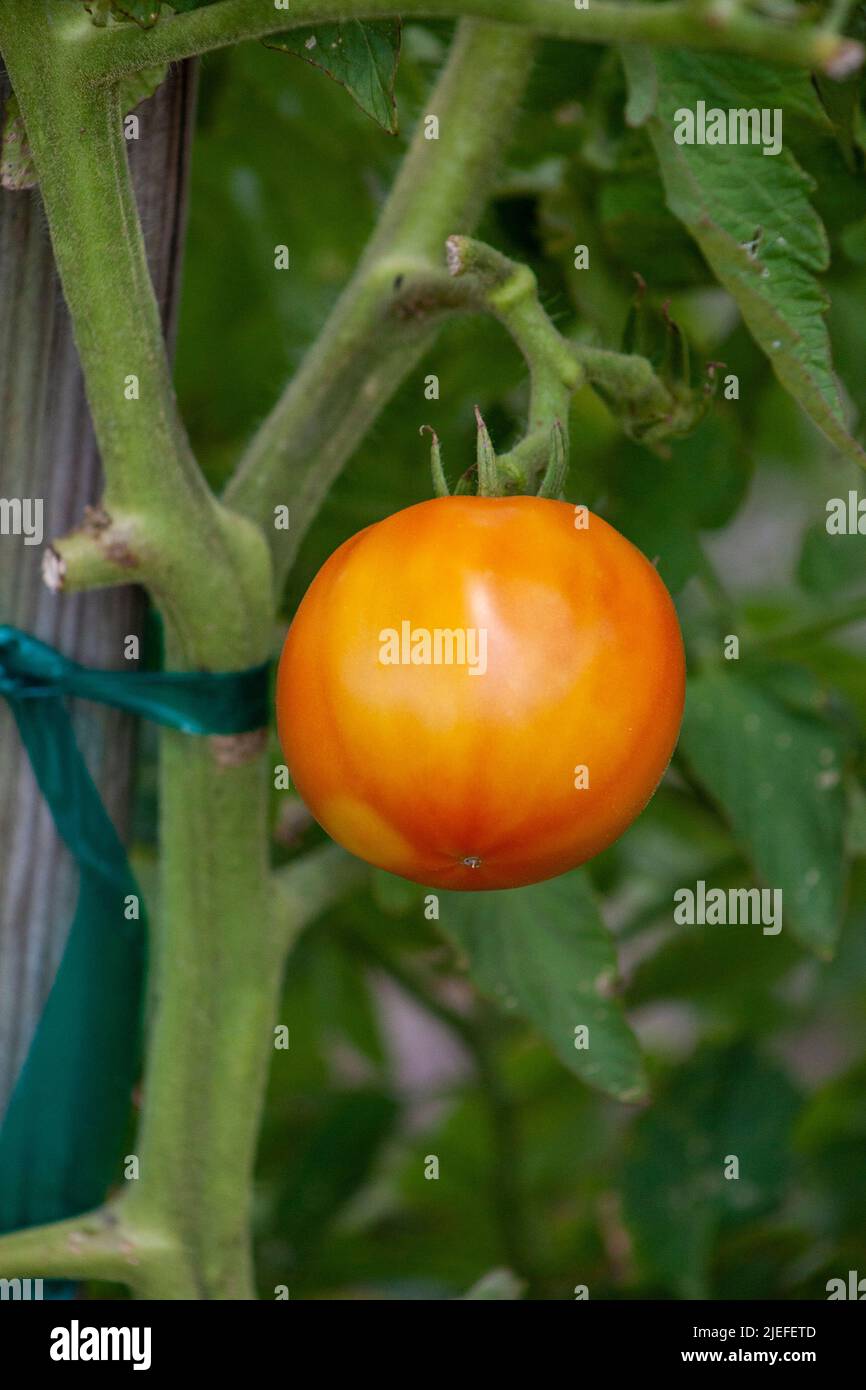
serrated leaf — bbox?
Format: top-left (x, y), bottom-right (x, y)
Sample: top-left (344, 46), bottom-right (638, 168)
top-left (679, 670), bottom-right (847, 957)
top-left (439, 871), bottom-right (646, 1102)
top-left (265, 22), bottom-right (402, 134)
top-left (642, 51), bottom-right (866, 470)
top-left (622, 1044), bottom-right (801, 1298)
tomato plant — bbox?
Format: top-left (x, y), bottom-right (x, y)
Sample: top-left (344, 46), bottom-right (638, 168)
top-left (2, 0), bottom-right (866, 1317)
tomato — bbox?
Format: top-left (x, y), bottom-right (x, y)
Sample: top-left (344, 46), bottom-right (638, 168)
top-left (276, 496), bottom-right (685, 891)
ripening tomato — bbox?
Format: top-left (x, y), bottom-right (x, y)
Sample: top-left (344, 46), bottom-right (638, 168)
top-left (276, 496), bottom-right (685, 891)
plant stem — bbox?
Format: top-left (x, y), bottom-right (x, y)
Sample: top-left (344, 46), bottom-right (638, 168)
top-left (572, 344), bottom-right (675, 420)
top-left (0, 1202), bottom-right (177, 1288)
top-left (447, 236), bottom-right (583, 488)
top-left (225, 20), bottom-right (536, 588)
top-left (1, 3), bottom-right (275, 1299)
top-left (0, 3), bottom-right (272, 665)
top-left (75, 0), bottom-right (862, 82)
top-left (119, 737), bottom-right (274, 1298)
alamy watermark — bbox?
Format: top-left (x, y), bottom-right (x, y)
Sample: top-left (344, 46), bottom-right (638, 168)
top-left (674, 880), bottom-right (783, 935)
top-left (50, 1320), bottom-right (151, 1371)
top-left (378, 621), bottom-right (488, 676)
top-left (0, 1277), bottom-right (43, 1299)
top-left (826, 490), bottom-right (866, 534)
top-left (827, 1271), bottom-right (866, 1299)
top-left (0, 497), bottom-right (43, 545)
top-left (673, 102), bottom-right (783, 157)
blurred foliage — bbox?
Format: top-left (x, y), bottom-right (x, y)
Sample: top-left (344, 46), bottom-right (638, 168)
top-left (165, 26), bottom-right (866, 1298)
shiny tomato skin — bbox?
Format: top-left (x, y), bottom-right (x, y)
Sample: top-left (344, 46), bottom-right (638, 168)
top-left (276, 496), bottom-right (685, 891)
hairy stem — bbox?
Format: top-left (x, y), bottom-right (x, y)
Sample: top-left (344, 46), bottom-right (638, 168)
top-left (446, 236), bottom-right (583, 487)
top-left (572, 344), bottom-right (675, 419)
top-left (0, 3), bottom-right (271, 664)
top-left (225, 20), bottom-right (536, 588)
top-left (0, 2), bottom-right (274, 1299)
top-left (75, 0), bottom-right (862, 82)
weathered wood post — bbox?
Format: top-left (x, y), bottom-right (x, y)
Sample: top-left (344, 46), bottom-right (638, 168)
top-left (0, 63), bottom-right (197, 1116)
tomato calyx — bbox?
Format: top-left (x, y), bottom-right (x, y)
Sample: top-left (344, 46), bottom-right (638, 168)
top-left (420, 409), bottom-right (570, 501)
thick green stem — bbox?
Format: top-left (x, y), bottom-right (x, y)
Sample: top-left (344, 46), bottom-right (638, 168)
top-left (75, 0), bottom-right (862, 81)
top-left (0, 1), bottom-right (274, 1299)
top-left (225, 20), bottom-right (536, 587)
top-left (124, 739), bottom-right (274, 1299)
top-left (0, 3), bottom-right (271, 665)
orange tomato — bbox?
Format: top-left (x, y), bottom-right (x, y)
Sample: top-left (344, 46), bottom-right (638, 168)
top-left (276, 496), bottom-right (685, 890)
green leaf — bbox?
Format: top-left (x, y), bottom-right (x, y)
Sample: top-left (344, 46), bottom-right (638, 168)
top-left (273, 1090), bottom-right (398, 1258)
top-left (264, 22), bottom-right (402, 134)
top-left (679, 670), bottom-right (848, 957)
top-left (798, 518), bottom-right (866, 598)
top-left (622, 1044), bottom-right (801, 1298)
top-left (627, 897), bottom-right (801, 1022)
top-left (642, 52), bottom-right (866, 469)
top-left (587, 412), bottom-right (751, 593)
top-left (439, 871), bottom-right (647, 1102)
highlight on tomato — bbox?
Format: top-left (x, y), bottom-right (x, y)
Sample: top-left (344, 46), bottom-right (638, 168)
top-left (276, 463), bottom-right (686, 891)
